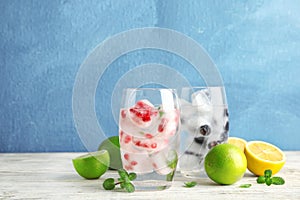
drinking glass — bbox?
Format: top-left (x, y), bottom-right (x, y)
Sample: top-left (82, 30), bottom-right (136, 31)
top-left (119, 88), bottom-right (180, 190)
top-left (179, 86), bottom-right (229, 178)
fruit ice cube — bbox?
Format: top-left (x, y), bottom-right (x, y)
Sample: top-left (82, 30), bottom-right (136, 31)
top-left (120, 150), bottom-right (153, 174)
top-left (128, 100), bottom-right (159, 128)
top-left (151, 148), bottom-right (177, 175)
top-left (131, 135), bottom-right (168, 153)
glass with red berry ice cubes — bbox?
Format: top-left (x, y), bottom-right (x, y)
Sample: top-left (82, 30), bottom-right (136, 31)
top-left (179, 86), bottom-right (229, 178)
top-left (119, 88), bottom-right (180, 191)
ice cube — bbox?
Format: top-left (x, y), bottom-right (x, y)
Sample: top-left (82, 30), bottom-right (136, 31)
top-left (128, 100), bottom-right (159, 129)
top-left (191, 89), bottom-right (211, 106)
top-left (151, 148), bottom-right (176, 175)
top-left (120, 150), bottom-right (153, 174)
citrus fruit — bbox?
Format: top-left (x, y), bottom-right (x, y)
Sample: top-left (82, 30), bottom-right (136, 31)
top-left (204, 143), bottom-right (247, 185)
top-left (245, 141), bottom-right (285, 176)
top-left (72, 150), bottom-right (110, 179)
top-left (98, 136), bottom-right (122, 170)
top-left (227, 137), bottom-right (247, 152)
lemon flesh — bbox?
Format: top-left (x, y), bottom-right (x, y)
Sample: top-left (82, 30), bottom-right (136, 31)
top-left (72, 150), bottom-right (110, 179)
top-left (204, 143), bottom-right (247, 185)
top-left (227, 137), bottom-right (247, 152)
top-left (245, 141), bottom-right (285, 176)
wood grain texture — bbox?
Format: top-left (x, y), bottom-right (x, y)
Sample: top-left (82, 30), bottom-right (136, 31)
top-left (0, 152), bottom-right (299, 200)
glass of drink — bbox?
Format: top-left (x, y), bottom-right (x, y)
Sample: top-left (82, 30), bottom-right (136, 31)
top-left (119, 88), bottom-right (180, 190)
top-left (179, 86), bottom-right (229, 178)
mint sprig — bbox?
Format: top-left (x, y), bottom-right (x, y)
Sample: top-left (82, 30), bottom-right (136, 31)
top-left (103, 169), bottom-right (137, 193)
top-left (239, 184), bottom-right (252, 188)
top-left (256, 169), bottom-right (285, 186)
top-left (184, 181), bottom-right (197, 188)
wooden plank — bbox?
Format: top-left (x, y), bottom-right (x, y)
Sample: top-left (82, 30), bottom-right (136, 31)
top-left (0, 152), bottom-right (299, 199)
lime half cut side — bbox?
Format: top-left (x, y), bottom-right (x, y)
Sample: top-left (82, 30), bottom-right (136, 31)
top-left (72, 150), bottom-right (110, 179)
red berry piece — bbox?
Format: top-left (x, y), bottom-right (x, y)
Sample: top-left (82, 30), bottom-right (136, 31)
top-left (158, 118), bottom-right (168, 132)
top-left (120, 131), bottom-right (124, 140)
top-left (145, 133), bottom-right (153, 139)
top-left (121, 110), bottom-right (126, 118)
top-left (131, 161), bottom-right (138, 166)
top-left (124, 153), bottom-right (130, 161)
top-left (124, 135), bottom-right (131, 144)
top-left (151, 143), bottom-right (157, 149)
top-left (125, 165), bottom-right (133, 171)
top-left (152, 163), bottom-right (158, 169)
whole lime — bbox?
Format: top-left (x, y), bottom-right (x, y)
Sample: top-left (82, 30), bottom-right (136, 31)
top-left (98, 136), bottom-right (122, 170)
top-left (72, 150), bottom-right (110, 179)
top-left (204, 143), bottom-right (247, 185)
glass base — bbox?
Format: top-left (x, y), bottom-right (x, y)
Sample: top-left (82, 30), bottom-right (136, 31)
top-left (133, 180), bottom-right (172, 191)
top-left (180, 169), bottom-right (208, 179)
top-left (132, 171), bottom-right (173, 191)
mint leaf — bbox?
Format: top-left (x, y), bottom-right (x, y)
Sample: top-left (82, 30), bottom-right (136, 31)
top-left (184, 181), bottom-right (197, 188)
top-left (118, 169), bottom-right (128, 179)
top-left (265, 177), bottom-right (272, 186)
top-left (124, 182), bottom-right (135, 193)
top-left (159, 111), bottom-right (164, 117)
top-left (239, 184), bottom-right (252, 188)
top-left (103, 178), bottom-right (115, 190)
top-left (104, 169), bottom-right (136, 192)
top-left (256, 176), bottom-right (266, 184)
top-left (271, 177), bottom-right (285, 185)
top-left (128, 172), bottom-right (137, 181)
top-left (264, 169), bottom-right (272, 178)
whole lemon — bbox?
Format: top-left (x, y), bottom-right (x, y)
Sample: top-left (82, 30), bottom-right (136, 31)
top-left (204, 143), bottom-right (247, 185)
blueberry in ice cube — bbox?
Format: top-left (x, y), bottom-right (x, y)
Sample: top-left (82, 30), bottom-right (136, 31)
top-left (181, 118), bottom-right (185, 125)
top-left (194, 137), bottom-right (205, 145)
top-left (220, 132), bottom-right (228, 142)
top-left (199, 125), bottom-right (211, 136)
top-left (208, 141), bottom-right (219, 149)
top-left (184, 151), bottom-right (194, 155)
top-left (224, 121), bottom-right (229, 132)
top-left (224, 109), bottom-right (229, 117)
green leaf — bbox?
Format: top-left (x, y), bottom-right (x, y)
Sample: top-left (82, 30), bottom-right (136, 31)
top-left (184, 181), bottom-right (197, 188)
top-left (265, 177), bottom-right (272, 186)
top-left (166, 150), bottom-right (178, 181)
top-left (271, 177), bottom-right (285, 185)
top-left (159, 111), bottom-right (164, 117)
top-left (239, 184), bottom-right (252, 188)
top-left (118, 169), bottom-right (128, 180)
top-left (128, 172), bottom-right (137, 181)
top-left (124, 182), bottom-right (135, 193)
top-left (264, 169), bottom-right (272, 178)
top-left (157, 186), bottom-right (167, 190)
top-left (120, 182), bottom-right (126, 189)
top-left (103, 178), bottom-right (115, 190)
top-left (256, 176), bottom-right (266, 184)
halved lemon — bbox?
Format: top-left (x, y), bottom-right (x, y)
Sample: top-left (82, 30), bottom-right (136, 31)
top-left (245, 141), bottom-right (285, 176)
top-left (227, 137), bottom-right (247, 152)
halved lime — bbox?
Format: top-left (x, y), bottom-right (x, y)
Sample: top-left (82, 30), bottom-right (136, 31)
top-left (98, 136), bottom-right (122, 170)
top-left (72, 150), bottom-right (110, 179)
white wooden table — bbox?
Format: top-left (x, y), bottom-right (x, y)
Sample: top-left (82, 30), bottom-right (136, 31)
top-left (0, 152), bottom-right (299, 200)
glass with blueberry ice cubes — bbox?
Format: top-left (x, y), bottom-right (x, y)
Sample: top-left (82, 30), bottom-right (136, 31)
top-left (179, 86), bottom-right (229, 178)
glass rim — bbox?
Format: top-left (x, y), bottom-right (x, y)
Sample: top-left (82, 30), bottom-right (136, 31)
top-left (123, 87), bottom-right (178, 92)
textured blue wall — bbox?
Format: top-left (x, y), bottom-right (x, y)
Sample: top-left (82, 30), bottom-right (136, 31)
top-left (1, 0), bottom-right (299, 152)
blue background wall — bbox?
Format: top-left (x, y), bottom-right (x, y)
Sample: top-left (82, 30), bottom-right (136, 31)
top-left (1, 0), bottom-right (299, 152)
